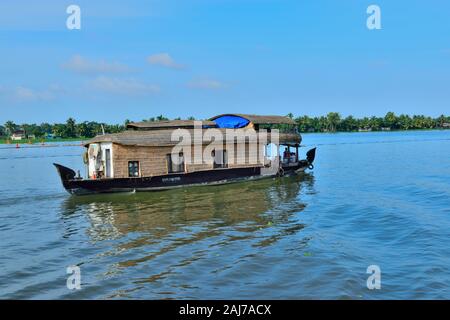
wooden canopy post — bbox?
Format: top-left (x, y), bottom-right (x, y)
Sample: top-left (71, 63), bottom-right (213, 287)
top-left (287, 145), bottom-right (290, 163)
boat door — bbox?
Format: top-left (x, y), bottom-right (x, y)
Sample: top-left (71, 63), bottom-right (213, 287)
top-left (105, 149), bottom-right (111, 178)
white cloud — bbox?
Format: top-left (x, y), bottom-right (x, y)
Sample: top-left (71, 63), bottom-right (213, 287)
top-left (147, 53), bottom-right (185, 69)
top-left (187, 78), bottom-right (228, 90)
top-left (15, 87), bottom-right (36, 101)
top-left (88, 76), bottom-right (160, 95)
top-left (62, 55), bottom-right (132, 74)
top-left (0, 85), bottom-right (60, 102)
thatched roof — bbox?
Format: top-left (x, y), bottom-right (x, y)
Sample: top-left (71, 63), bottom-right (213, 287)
top-left (127, 120), bottom-right (217, 130)
top-left (209, 114), bottom-right (296, 125)
top-left (84, 129), bottom-right (301, 147)
top-left (126, 114), bottom-right (295, 131)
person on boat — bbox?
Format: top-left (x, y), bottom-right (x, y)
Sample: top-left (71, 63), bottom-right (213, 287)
top-left (283, 148), bottom-right (290, 160)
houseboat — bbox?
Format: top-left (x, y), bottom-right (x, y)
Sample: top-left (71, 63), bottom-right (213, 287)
top-left (54, 114), bottom-right (316, 195)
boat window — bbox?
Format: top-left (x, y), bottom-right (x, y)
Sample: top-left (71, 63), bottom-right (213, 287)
top-left (105, 149), bottom-right (111, 178)
top-left (128, 161), bottom-right (140, 177)
top-left (212, 149), bottom-right (228, 169)
top-left (167, 152), bottom-right (185, 173)
top-left (282, 146), bottom-right (296, 164)
top-left (265, 143), bottom-right (278, 160)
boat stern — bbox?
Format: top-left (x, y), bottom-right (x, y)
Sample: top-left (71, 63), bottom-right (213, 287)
top-left (294, 147), bottom-right (317, 173)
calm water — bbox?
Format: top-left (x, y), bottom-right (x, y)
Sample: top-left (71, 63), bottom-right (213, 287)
top-left (1, 131), bottom-right (450, 299)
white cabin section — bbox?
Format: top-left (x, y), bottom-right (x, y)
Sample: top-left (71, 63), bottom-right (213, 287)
top-left (87, 142), bottom-right (114, 179)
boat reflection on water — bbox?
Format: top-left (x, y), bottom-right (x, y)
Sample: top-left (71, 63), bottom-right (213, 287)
top-left (63, 174), bottom-right (315, 239)
top-left (60, 174), bottom-right (315, 297)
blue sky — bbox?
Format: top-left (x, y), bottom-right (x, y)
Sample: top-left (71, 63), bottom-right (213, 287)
top-left (0, 0), bottom-right (449, 123)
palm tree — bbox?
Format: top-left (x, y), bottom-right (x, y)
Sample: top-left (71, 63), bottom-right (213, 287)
top-left (4, 121), bottom-right (16, 136)
top-left (341, 116), bottom-right (358, 131)
top-left (369, 116), bottom-right (382, 131)
top-left (66, 118), bottom-right (76, 138)
top-left (326, 112), bottom-right (341, 132)
top-left (437, 115), bottom-right (446, 128)
top-left (155, 115), bottom-right (169, 122)
top-left (77, 121), bottom-right (91, 138)
top-left (384, 112), bottom-right (397, 129)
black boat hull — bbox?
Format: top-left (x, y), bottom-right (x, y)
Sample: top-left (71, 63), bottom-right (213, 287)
top-left (55, 164), bottom-right (308, 195)
top-left (54, 148), bottom-right (317, 195)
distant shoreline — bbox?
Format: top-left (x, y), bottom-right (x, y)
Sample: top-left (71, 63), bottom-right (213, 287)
top-left (2, 113), bottom-right (449, 140)
top-left (1, 128), bottom-right (449, 144)
top-left (301, 128), bottom-right (450, 135)
top-left (0, 137), bottom-right (86, 145)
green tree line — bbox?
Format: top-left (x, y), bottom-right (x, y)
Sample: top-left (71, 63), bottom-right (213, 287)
top-left (1, 112), bottom-right (450, 139)
top-left (1, 118), bottom-right (124, 139)
top-left (291, 112), bottom-right (450, 132)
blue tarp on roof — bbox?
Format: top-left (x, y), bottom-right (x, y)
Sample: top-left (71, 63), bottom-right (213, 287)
top-left (213, 115), bottom-right (250, 128)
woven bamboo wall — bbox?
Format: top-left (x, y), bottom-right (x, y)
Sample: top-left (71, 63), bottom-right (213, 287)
top-left (112, 144), bottom-right (169, 178)
top-left (112, 142), bottom-right (264, 178)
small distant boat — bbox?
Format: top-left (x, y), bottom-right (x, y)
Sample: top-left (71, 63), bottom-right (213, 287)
top-left (54, 114), bottom-right (316, 195)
